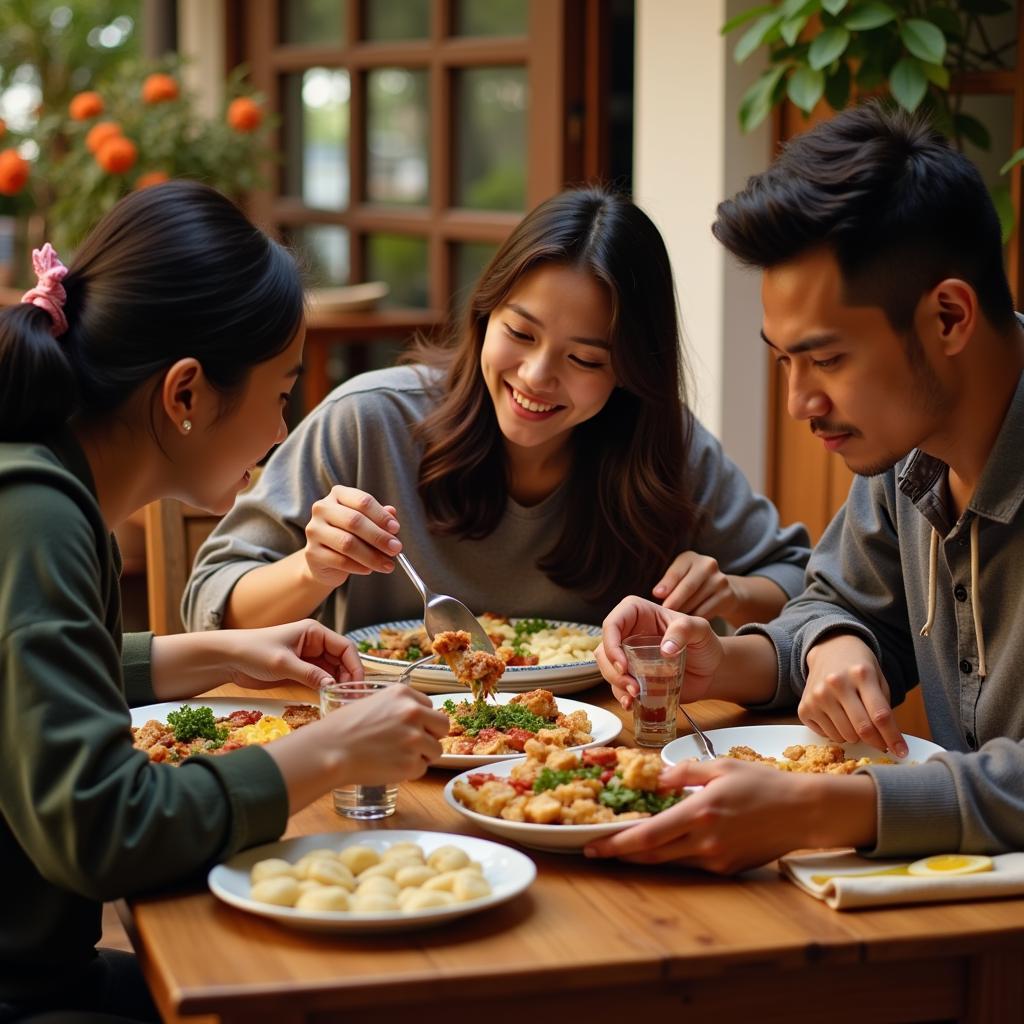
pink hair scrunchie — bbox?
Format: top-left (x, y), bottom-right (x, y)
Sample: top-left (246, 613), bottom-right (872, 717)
top-left (21, 243), bottom-right (69, 337)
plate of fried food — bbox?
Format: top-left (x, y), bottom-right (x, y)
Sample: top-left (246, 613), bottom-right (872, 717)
top-left (445, 739), bottom-right (686, 852)
top-left (130, 698), bottom-right (320, 764)
top-left (432, 688), bottom-right (622, 769)
top-left (208, 829), bottom-right (536, 933)
top-left (660, 724), bottom-right (945, 771)
top-left (345, 614), bottom-right (602, 695)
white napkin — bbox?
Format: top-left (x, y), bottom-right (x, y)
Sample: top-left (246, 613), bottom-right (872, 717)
top-left (779, 849), bottom-right (1024, 910)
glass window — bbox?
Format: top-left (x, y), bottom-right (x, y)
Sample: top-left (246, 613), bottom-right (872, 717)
top-left (282, 68), bottom-right (350, 211)
top-left (288, 225), bottom-right (350, 286)
top-left (367, 68), bottom-right (430, 205)
top-left (281, 0), bottom-right (345, 45)
top-left (366, 233), bottom-right (429, 308)
top-left (452, 241), bottom-right (498, 309)
top-left (454, 67), bottom-right (527, 211)
top-left (454, 0), bottom-right (527, 37)
top-left (364, 0), bottom-right (430, 41)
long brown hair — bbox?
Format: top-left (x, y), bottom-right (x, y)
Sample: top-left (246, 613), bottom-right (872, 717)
top-left (405, 186), bottom-right (696, 607)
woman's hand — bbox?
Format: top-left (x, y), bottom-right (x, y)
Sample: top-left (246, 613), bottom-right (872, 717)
top-left (801, 634), bottom-right (906, 757)
top-left (652, 551), bottom-right (739, 619)
top-left (303, 486), bottom-right (403, 587)
top-left (223, 619), bottom-right (365, 691)
top-left (596, 596), bottom-right (723, 711)
top-left (584, 759), bottom-right (877, 873)
top-left (321, 684), bottom-right (449, 785)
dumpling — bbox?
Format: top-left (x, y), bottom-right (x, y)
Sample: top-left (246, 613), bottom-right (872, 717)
top-left (452, 870), bottom-right (491, 902)
top-left (350, 890), bottom-right (400, 912)
top-left (250, 876), bottom-right (300, 907)
top-left (402, 888), bottom-right (456, 912)
top-left (250, 857), bottom-right (296, 883)
top-left (356, 875), bottom-right (399, 897)
top-left (305, 858), bottom-right (356, 890)
top-left (421, 870), bottom-right (459, 893)
top-left (382, 842), bottom-right (425, 862)
top-left (394, 864), bottom-right (438, 889)
top-left (357, 861), bottom-right (400, 881)
top-left (296, 886), bottom-right (350, 912)
top-left (427, 845), bottom-right (470, 873)
top-left (339, 845), bottom-right (381, 875)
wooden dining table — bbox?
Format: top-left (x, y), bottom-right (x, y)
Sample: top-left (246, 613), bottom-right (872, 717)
top-left (124, 681), bottom-right (1024, 1024)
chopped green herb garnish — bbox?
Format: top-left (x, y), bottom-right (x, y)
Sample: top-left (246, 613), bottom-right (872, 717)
top-left (166, 705), bottom-right (229, 745)
top-left (442, 698), bottom-right (548, 736)
top-left (533, 764), bottom-right (603, 792)
top-left (597, 776), bottom-right (685, 814)
top-left (513, 618), bottom-right (549, 639)
top-left (357, 640), bottom-right (373, 653)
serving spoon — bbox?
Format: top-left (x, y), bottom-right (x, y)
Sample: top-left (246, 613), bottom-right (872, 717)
top-left (395, 552), bottom-right (496, 654)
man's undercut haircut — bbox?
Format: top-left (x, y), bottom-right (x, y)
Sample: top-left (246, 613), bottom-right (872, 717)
top-left (712, 101), bottom-right (1016, 334)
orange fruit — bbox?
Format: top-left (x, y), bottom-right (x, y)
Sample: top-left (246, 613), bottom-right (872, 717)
top-left (86, 121), bottom-right (123, 154)
top-left (135, 169), bottom-right (170, 189)
top-left (0, 148), bottom-right (29, 196)
top-left (227, 97), bottom-right (263, 133)
top-left (95, 135), bottom-right (138, 174)
top-left (142, 73), bottom-right (179, 104)
top-left (69, 90), bottom-right (104, 120)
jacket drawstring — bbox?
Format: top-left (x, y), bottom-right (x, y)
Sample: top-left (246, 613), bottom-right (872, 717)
top-left (918, 520), bottom-right (987, 679)
top-left (919, 528), bottom-right (938, 637)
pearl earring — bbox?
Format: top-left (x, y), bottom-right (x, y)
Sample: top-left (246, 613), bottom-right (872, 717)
top-left (182, 419), bottom-right (192, 434)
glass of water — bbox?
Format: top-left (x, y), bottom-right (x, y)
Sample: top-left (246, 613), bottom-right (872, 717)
top-left (319, 677), bottom-right (399, 819)
top-left (623, 634), bottom-right (686, 748)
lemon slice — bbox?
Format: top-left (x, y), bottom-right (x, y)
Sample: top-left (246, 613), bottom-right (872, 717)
top-left (907, 854), bottom-right (994, 877)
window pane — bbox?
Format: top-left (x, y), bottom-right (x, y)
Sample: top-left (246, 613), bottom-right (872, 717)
top-left (364, 0), bottom-right (429, 40)
top-left (454, 68), bottom-right (527, 211)
top-left (366, 234), bottom-right (429, 308)
top-left (452, 241), bottom-right (498, 309)
top-left (288, 225), bottom-right (350, 286)
top-left (282, 69), bottom-right (350, 211)
top-left (367, 69), bottom-right (430, 205)
top-left (454, 0), bottom-right (527, 37)
top-left (281, 0), bottom-right (345, 45)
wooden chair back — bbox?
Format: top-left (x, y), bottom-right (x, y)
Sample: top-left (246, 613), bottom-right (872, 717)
top-left (143, 499), bottom-right (223, 635)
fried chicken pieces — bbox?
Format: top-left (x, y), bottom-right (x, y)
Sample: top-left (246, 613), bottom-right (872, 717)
top-left (432, 629), bottom-right (506, 699)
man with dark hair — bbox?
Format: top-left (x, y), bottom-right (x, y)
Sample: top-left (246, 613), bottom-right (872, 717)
top-left (588, 101), bottom-right (1024, 872)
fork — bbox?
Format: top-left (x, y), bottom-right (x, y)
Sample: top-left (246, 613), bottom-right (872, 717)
top-left (680, 705), bottom-right (717, 759)
top-left (396, 651), bottom-right (438, 685)
top-left (395, 552), bottom-right (496, 654)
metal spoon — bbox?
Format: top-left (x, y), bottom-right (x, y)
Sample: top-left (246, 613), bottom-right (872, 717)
top-left (395, 552), bottom-right (496, 653)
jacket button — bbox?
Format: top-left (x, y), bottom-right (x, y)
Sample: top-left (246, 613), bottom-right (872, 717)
top-left (954, 584), bottom-right (968, 602)
top-left (966, 732), bottom-right (977, 749)
top-left (959, 659), bottom-right (972, 674)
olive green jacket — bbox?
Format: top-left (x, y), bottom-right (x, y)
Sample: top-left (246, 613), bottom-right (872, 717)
top-left (0, 433), bottom-right (289, 1001)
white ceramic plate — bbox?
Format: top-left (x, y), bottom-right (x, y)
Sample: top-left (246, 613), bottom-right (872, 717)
top-left (346, 618), bottom-right (603, 695)
top-left (444, 758), bottom-right (657, 853)
top-left (660, 724), bottom-right (945, 767)
top-left (130, 697), bottom-right (318, 729)
top-left (431, 693), bottom-right (622, 769)
top-left (207, 829), bottom-right (535, 933)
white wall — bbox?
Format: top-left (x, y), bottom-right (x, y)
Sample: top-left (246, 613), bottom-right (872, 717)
top-left (633, 0), bottom-right (771, 489)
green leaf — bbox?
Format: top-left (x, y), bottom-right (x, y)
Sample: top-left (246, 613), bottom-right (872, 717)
top-left (901, 19), bottom-right (946, 65)
top-left (738, 64), bottom-right (789, 132)
top-left (999, 147), bottom-right (1024, 176)
top-left (989, 182), bottom-right (1015, 245)
top-left (787, 66), bottom-right (825, 112)
top-left (822, 0), bottom-right (848, 13)
top-left (889, 56), bottom-right (928, 112)
top-left (954, 112), bottom-right (991, 151)
top-left (825, 60), bottom-right (852, 110)
top-left (780, 15), bottom-right (809, 45)
top-left (808, 26), bottom-right (850, 69)
top-left (922, 61), bottom-right (950, 88)
top-left (924, 5), bottom-right (963, 38)
top-left (843, 1), bottom-right (896, 29)
top-left (720, 4), bottom-right (775, 36)
top-left (734, 12), bottom-right (783, 61)
top-left (780, 0), bottom-right (816, 16)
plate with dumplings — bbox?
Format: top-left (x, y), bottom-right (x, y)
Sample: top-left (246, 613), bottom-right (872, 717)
top-left (207, 829), bottom-right (536, 932)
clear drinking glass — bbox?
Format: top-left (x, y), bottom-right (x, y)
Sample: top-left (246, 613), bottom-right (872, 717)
top-left (623, 634), bottom-right (686, 748)
top-left (320, 678), bottom-right (399, 819)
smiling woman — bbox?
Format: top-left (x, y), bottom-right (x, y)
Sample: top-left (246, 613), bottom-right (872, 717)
top-left (185, 186), bottom-right (811, 641)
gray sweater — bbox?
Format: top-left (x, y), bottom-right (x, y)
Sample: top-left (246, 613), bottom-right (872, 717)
top-left (740, 368), bottom-right (1024, 857)
top-left (183, 365), bottom-right (810, 633)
